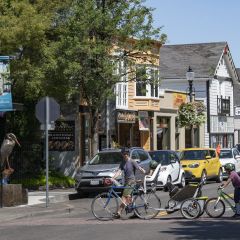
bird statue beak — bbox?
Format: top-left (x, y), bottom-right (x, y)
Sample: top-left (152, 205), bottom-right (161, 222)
top-left (15, 139), bottom-right (21, 147)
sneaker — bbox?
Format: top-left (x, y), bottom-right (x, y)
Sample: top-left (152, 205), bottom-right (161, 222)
top-left (112, 213), bottom-right (121, 219)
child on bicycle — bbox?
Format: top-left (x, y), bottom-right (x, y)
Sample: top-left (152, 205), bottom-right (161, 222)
top-left (221, 163), bottom-right (240, 217)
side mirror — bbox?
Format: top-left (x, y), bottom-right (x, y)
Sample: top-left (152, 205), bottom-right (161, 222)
top-left (205, 155), bottom-right (211, 159)
top-left (235, 155), bottom-right (240, 159)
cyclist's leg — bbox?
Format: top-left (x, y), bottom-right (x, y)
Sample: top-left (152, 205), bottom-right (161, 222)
top-left (234, 187), bottom-right (240, 216)
top-left (91, 192), bottom-right (119, 221)
top-left (118, 181), bottom-right (134, 215)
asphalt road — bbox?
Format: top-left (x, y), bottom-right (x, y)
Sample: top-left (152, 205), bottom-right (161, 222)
top-left (0, 181), bottom-right (239, 240)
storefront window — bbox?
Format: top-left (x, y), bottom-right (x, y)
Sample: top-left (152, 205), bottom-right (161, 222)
top-left (210, 134), bottom-right (233, 148)
top-left (157, 117), bottom-right (170, 150)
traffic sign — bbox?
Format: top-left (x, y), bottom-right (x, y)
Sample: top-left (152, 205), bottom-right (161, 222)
top-left (35, 97), bottom-right (60, 124)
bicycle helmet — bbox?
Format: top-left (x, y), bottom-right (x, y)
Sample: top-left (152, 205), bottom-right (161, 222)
top-left (149, 160), bottom-right (159, 170)
top-left (224, 163), bottom-right (235, 172)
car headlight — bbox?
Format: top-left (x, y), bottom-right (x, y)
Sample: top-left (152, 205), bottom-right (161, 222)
top-left (188, 163), bottom-right (200, 168)
top-left (160, 167), bottom-right (167, 171)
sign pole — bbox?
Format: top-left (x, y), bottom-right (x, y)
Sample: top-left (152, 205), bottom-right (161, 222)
top-left (45, 96), bottom-right (49, 207)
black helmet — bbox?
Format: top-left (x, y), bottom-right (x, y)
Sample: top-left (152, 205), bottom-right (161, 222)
top-left (224, 163), bottom-right (235, 172)
top-left (149, 160), bottom-right (159, 170)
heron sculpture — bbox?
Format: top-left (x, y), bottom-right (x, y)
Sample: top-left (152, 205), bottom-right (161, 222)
top-left (0, 133), bottom-right (21, 170)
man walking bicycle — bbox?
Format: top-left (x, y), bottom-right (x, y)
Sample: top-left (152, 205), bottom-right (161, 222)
top-left (112, 149), bottom-right (146, 218)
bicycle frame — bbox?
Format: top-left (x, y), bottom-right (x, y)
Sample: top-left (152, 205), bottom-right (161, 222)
top-left (216, 188), bottom-right (235, 211)
top-left (103, 184), bottom-right (141, 209)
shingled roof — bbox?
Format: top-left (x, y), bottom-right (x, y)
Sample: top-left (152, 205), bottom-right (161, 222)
top-left (159, 42), bottom-right (227, 79)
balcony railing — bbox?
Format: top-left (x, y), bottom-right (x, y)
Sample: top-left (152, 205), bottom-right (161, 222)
top-left (217, 96), bottom-right (230, 116)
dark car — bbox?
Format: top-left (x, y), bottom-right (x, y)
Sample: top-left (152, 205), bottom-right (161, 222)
top-left (74, 147), bottom-right (152, 196)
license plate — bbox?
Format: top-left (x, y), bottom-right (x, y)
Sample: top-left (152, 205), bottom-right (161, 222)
top-left (90, 180), bottom-right (99, 185)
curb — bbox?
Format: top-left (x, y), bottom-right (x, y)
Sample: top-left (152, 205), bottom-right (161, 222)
top-left (0, 203), bottom-right (75, 223)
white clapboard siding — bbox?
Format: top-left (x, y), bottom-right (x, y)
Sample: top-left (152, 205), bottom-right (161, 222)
top-left (209, 78), bottom-right (219, 115)
top-left (216, 57), bottom-right (231, 78)
top-left (210, 116), bottom-right (234, 133)
top-left (234, 119), bottom-right (240, 130)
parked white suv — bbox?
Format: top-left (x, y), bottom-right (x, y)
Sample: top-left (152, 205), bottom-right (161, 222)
top-left (148, 150), bottom-right (186, 190)
top-left (219, 148), bottom-right (240, 178)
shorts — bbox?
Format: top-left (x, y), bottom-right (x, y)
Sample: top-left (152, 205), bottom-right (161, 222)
top-left (122, 180), bottom-right (135, 197)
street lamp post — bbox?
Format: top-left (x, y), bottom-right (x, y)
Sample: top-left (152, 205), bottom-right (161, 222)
top-left (186, 66), bottom-right (195, 147)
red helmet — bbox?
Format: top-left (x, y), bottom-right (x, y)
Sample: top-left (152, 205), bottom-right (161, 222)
top-left (103, 178), bottom-right (113, 186)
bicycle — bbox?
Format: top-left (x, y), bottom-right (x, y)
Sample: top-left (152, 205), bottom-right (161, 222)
top-left (205, 186), bottom-right (235, 218)
top-left (91, 178), bottom-right (161, 221)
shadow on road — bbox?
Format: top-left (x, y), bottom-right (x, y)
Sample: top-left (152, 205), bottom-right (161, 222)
top-left (160, 218), bottom-right (240, 240)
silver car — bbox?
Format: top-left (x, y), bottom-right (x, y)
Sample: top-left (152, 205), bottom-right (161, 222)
top-left (74, 148), bottom-right (151, 195)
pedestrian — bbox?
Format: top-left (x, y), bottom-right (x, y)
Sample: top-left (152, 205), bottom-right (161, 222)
top-left (112, 149), bottom-right (146, 218)
top-left (216, 144), bottom-right (221, 156)
top-left (221, 163), bottom-right (240, 217)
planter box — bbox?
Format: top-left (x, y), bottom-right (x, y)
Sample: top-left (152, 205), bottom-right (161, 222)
top-left (0, 184), bottom-right (28, 207)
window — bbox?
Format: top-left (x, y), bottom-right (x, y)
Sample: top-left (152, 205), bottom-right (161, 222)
top-left (136, 66), bottom-right (160, 97)
top-left (131, 151), bottom-right (139, 160)
top-left (114, 58), bottom-right (128, 109)
top-left (217, 96), bottom-right (230, 116)
top-left (137, 150), bottom-right (149, 161)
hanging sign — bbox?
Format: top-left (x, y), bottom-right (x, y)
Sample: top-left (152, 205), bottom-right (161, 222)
top-left (138, 111), bottom-right (149, 131)
top-left (0, 56), bottom-right (13, 111)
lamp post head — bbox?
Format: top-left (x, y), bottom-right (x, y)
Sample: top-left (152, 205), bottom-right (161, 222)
top-left (186, 66), bottom-right (195, 82)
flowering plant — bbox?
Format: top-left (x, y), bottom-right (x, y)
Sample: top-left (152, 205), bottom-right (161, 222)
top-left (177, 102), bottom-right (206, 128)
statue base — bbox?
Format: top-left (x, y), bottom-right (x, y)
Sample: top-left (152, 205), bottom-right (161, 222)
top-left (0, 184), bottom-right (28, 207)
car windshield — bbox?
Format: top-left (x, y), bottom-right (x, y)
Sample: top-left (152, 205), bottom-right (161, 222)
top-left (149, 151), bottom-right (170, 165)
top-left (89, 152), bottom-right (123, 165)
top-left (180, 150), bottom-right (208, 160)
top-left (219, 150), bottom-right (233, 159)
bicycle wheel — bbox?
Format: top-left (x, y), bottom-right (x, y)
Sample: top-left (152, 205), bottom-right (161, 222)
top-left (133, 190), bottom-right (161, 220)
top-left (205, 197), bottom-right (225, 218)
top-left (91, 192), bottom-right (119, 221)
top-left (180, 198), bottom-right (201, 219)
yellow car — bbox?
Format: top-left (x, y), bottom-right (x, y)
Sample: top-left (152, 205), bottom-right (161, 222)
top-left (179, 148), bottom-right (223, 183)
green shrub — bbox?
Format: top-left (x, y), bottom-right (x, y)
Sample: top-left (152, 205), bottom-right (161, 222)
top-left (11, 172), bottom-right (75, 190)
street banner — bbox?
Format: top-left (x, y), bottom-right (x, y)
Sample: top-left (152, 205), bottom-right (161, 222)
top-left (0, 56), bottom-right (13, 112)
top-left (138, 111), bottom-right (149, 131)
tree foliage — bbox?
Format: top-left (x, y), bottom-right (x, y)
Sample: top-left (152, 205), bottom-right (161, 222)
top-left (177, 102), bottom-right (206, 128)
top-left (0, 0), bottom-right (166, 156)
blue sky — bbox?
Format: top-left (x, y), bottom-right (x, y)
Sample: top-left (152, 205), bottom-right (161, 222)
top-left (145, 0), bottom-right (240, 67)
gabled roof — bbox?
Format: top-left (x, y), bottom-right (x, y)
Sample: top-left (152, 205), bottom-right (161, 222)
top-left (159, 42), bottom-right (227, 79)
top-left (236, 68), bottom-right (240, 79)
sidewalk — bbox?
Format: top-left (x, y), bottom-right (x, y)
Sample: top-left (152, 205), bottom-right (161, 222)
top-left (0, 188), bottom-right (76, 223)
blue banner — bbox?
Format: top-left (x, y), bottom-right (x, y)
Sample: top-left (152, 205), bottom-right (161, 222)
top-left (0, 56), bottom-right (13, 112)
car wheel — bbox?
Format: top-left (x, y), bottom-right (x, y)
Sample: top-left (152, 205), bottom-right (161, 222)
top-left (164, 176), bottom-right (172, 192)
top-left (201, 170), bottom-right (207, 184)
top-left (216, 168), bottom-right (223, 183)
top-left (178, 174), bottom-right (186, 188)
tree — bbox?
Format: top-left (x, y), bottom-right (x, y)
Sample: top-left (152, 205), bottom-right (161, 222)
top-left (44, 0), bottom-right (166, 156)
top-left (0, 0), bottom-right (71, 141)
top-left (0, 0), bottom-right (166, 158)
top-left (177, 101), bottom-right (206, 147)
